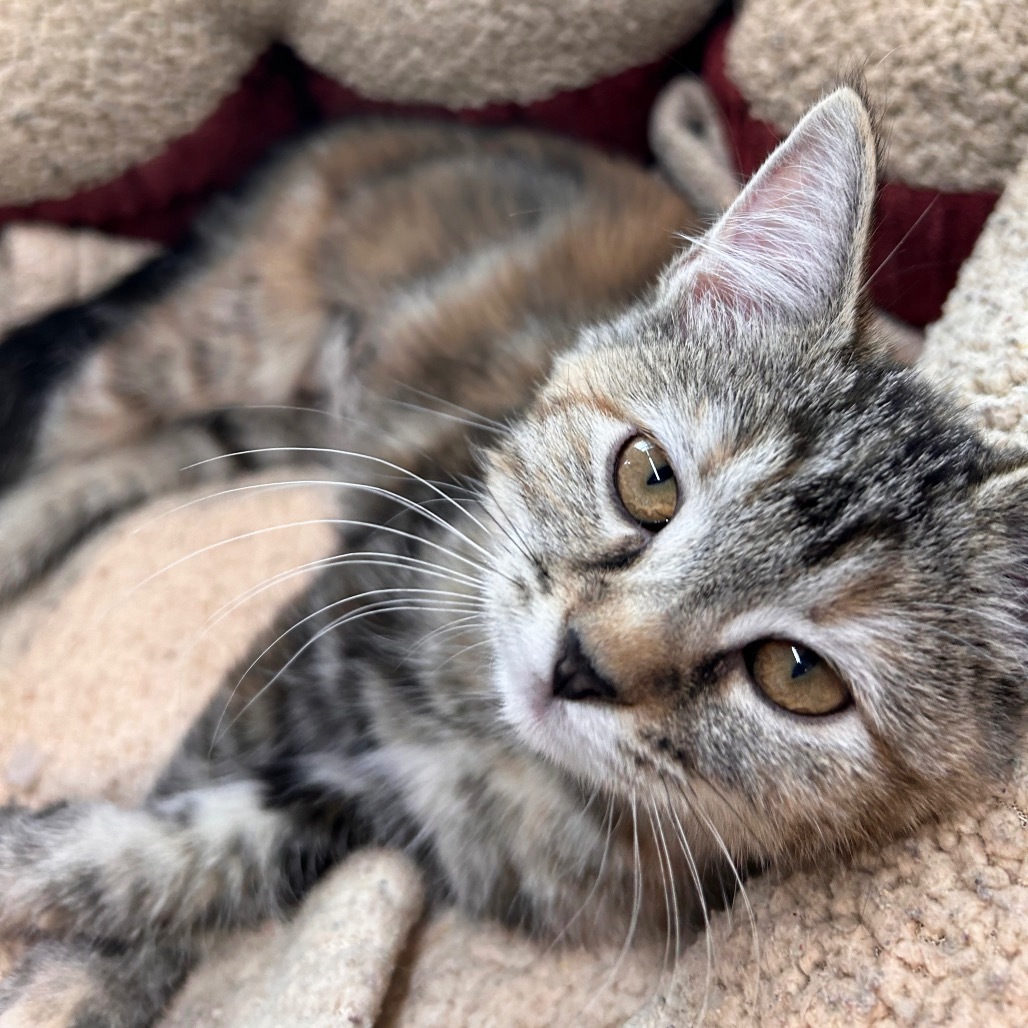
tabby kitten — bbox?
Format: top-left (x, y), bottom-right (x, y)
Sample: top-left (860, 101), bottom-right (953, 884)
top-left (1, 86), bottom-right (1026, 1026)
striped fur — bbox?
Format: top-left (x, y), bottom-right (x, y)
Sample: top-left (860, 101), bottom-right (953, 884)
top-left (1, 89), bottom-right (1026, 1025)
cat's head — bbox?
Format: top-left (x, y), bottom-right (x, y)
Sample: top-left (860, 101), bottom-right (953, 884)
top-left (481, 87), bottom-right (1028, 867)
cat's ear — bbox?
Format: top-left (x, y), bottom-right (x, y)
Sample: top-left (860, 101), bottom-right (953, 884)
top-left (663, 86), bottom-right (878, 331)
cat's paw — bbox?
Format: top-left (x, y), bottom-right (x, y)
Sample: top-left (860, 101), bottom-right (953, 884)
top-left (0, 801), bottom-right (79, 939)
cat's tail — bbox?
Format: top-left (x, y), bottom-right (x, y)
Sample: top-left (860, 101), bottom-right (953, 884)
top-left (649, 76), bottom-right (741, 221)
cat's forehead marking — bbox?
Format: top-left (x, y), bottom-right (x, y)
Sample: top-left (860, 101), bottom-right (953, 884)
top-left (533, 386), bottom-right (629, 426)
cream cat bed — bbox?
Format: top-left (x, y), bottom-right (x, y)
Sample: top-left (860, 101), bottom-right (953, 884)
top-left (0, 0), bottom-right (718, 209)
top-left (2, 149), bottom-right (1028, 1025)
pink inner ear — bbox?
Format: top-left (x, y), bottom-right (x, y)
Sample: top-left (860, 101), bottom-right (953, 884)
top-left (688, 162), bottom-right (803, 311)
top-left (688, 269), bottom-right (758, 315)
top-left (672, 103), bottom-right (865, 326)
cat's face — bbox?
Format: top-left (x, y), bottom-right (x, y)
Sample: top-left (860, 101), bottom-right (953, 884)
top-left (481, 88), bottom-right (1028, 867)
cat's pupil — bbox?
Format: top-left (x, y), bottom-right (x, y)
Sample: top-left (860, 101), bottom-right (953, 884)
top-left (647, 462), bottom-right (672, 486)
top-left (789, 645), bottom-right (820, 679)
top-left (613, 436), bottom-right (679, 529)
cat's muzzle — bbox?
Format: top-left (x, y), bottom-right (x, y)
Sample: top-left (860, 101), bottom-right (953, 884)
top-left (552, 629), bottom-right (622, 704)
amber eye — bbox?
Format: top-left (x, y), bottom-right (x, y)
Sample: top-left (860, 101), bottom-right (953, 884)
top-left (614, 436), bottom-right (679, 528)
top-left (745, 640), bottom-right (850, 715)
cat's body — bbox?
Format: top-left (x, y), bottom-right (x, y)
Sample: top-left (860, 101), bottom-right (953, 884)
top-left (1, 88), bottom-right (1027, 1026)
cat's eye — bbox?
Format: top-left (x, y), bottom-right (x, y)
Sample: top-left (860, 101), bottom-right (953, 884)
top-left (745, 640), bottom-right (850, 716)
top-left (614, 436), bottom-right (678, 529)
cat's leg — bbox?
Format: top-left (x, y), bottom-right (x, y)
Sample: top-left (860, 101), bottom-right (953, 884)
top-left (0, 938), bottom-right (194, 1028)
top-left (0, 594), bottom-right (367, 1024)
top-left (0, 780), bottom-right (341, 943)
top-left (0, 593), bottom-right (357, 941)
top-left (0, 781), bottom-right (353, 1026)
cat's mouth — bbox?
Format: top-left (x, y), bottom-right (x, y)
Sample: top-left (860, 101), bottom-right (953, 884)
top-left (496, 641), bottom-right (628, 783)
top-left (514, 678), bottom-right (625, 781)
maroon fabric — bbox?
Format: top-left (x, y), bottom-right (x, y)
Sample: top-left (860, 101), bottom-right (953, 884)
top-left (304, 57), bottom-right (676, 161)
top-left (0, 47), bottom-right (679, 244)
top-left (0, 48), bottom-right (305, 242)
top-left (702, 21), bottom-right (998, 326)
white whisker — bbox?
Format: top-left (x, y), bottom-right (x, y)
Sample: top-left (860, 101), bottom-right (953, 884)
top-left (388, 382), bottom-right (510, 432)
top-left (178, 447), bottom-right (505, 567)
top-left (669, 776), bottom-right (762, 1010)
top-left (645, 801), bottom-right (675, 986)
top-left (117, 511), bottom-right (504, 613)
top-left (667, 799), bottom-right (715, 1025)
top-left (593, 790), bottom-right (644, 1003)
top-left (210, 593), bottom-right (481, 748)
top-left (200, 549), bottom-right (482, 640)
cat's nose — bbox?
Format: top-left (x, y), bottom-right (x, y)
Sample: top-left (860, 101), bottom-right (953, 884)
top-left (552, 629), bottom-right (621, 703)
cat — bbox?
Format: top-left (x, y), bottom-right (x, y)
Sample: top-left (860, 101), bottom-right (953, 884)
top-left (1, 83), bottom-right (1027, 1026)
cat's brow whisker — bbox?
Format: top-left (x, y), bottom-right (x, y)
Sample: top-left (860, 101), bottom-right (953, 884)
top-left (870, 43), bottom-right (906, 71)
top-left (225, 402), bottom-right (345, 422)
top-left (865, 195), bottom-right (940, 290)
top-left (388, 382), bottom-right (510, 432)
top-left (383, 398), bottom-right (508, 436)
